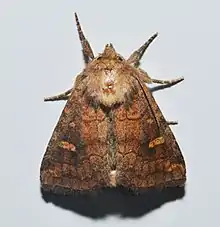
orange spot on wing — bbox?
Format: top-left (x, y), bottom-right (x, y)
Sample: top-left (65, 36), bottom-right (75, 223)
top-left (149, 136), bottom-right (165, 148)
top-left (164, 161), bottom-right (184, 173)
top-left (58, 141), bottom-right (76, 152)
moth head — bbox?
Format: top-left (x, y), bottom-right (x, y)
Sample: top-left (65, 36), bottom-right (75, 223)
top-left (81, 53), bottom-right (137, 107)
top-left (94, 44), bottom-right (124, 62)
top-left (102, 44), bottom-right (118, 59)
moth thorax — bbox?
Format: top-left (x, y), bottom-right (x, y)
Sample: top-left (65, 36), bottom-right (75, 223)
top-left (102, 76), bottom-right (115, 94)
top-left (102, 70), bottom-right (116, 94)
top-left (99, 70), bottom-right (127, 106)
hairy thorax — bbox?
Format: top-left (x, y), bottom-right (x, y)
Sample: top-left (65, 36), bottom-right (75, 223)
top-left (82, 59), bottom-right (137, 107)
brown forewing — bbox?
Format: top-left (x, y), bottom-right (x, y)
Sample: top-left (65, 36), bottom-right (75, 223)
top-left (114, 81), bottom-right (186, 190)
top-left (40, 89), bottom-right (112, 194)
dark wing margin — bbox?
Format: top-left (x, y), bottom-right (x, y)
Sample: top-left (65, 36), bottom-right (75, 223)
top-left (40, 90), bottom-right (111, 195)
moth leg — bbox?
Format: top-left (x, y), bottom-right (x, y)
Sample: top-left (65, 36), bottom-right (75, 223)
top-left (127, 33), bottom-right (158, 67)
top-left (150, 82), bottom-right (183, 93)
top-left (139, 68), bottom-right (184, 87)
top-left (150, 77), bottom-right (184, 85)
top-left (166, 120), bottom-right (178, 125)
top-left (44, 89), bottom-right (72, 102)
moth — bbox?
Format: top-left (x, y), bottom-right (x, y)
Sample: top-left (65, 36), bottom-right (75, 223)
top-left (40, 13), bottom-right (186, 195)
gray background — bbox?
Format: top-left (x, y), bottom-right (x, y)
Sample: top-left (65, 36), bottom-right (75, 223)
top-left (1, 0), bottom-right (219, 226)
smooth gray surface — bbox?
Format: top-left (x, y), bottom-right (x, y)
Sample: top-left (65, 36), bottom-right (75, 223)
top-left (1, 0), bottom-right (219, 226)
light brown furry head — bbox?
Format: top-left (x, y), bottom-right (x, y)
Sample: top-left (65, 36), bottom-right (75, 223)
top-left (75, 44), bottom-right (140, 107)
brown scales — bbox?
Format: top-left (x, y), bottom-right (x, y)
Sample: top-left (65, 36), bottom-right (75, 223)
top-left (40, 13), bottom-right (186, 194)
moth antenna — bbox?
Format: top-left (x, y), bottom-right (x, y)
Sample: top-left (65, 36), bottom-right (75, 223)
top-left (74, 12), bottom-right (95, 64)
top-left (127, 32), bottom-right (158, 67)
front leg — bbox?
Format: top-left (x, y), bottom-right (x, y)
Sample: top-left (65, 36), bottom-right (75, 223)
top-left (44, 88), bottom-right (72, 102)
top-left (151, 77), bottom-right (184, 85)
top-left (139, 68), bottom-right (184, 88)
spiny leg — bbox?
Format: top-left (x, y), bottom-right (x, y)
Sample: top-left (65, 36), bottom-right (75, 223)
top-left (127, 33), bottom-right (158, 67)
top-left (44, 89), bottom-right (72, 102)
top-left (139, 68), bottom-right (184, 89)
top-left (139, 70), bottom-right (181, 125)
top-left (150, 78), bottom-right (184, 93)
top-left (151, 77), bottom-right (184, 85)
top-left (74, 12), bottom-right (94, 64)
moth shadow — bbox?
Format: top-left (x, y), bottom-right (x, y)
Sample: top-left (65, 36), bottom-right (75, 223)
top-left (41, 186), bottom-right (185, 219)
